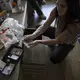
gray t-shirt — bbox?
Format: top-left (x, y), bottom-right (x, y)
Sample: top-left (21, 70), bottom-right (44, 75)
top-left (55, 16), bottom-right (80, 45)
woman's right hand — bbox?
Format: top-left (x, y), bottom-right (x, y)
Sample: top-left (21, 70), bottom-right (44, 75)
top-left (23, 34), bottom-right (34, 42)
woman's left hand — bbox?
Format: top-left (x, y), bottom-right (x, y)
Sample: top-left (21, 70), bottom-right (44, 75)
top-left (28, 40), bottom-right (41, 48)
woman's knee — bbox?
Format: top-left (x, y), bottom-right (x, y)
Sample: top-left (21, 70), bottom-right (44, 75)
top-left (50, 55), bottom-right (64, 64)
top-left (50, 44), bottom-right (74, 64)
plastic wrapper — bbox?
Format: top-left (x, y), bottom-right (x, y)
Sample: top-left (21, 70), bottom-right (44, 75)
top-left (0, 27), bottom-right (18, 50)
top-left (1, 18), bottom-right (24, 40)
top-left (0, 18), bottom-right (25, 49)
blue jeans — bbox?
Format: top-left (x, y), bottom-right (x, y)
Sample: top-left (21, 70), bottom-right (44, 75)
top-left (50, 44), bottom-right (74, 64)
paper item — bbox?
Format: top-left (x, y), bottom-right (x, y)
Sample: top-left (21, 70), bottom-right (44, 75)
top-left (42, 35), bottom-right (51, 40)
top-left (2, 66), bottom-right (9, 75)
top-left (8, 55), bottom-right (19, 60)
top-left (0, 60), bottom-right (6, 71)
top-left (11, 48), bottom-right (23, 56)
top-left (23, 41), bottom-right (30, 48)
top-left (2, 63), bottom-right (15, 75)
top-left (11, 55), bottom-right (19, 60)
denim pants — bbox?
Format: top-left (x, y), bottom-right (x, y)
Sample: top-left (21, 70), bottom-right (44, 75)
top-left (24, 26), bottom-right (74, 64)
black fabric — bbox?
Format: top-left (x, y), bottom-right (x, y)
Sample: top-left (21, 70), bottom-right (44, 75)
top-left (54, 7), bottom-right (58, 17)
top-left (42, 27), bottom-right (55, 39)
top-left (27, 0), bottom-right (43, 16)
top-left (67, 0), bottom-right (80, 19)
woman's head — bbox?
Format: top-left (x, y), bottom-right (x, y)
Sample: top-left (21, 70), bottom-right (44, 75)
top-left (56, 0), bottom-right (68, 16)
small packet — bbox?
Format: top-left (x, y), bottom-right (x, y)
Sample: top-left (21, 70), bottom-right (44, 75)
top-left (23, 41), bottom-right (30, 48)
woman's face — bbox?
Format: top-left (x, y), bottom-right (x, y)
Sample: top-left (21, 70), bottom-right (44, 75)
top-left (56, 0), bottom-right (68, 16)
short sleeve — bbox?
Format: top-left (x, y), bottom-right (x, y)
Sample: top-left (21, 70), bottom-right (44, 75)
top-left (58, 23), bottom-right (78, 43)
top-left (54, 7), bottom-right (58, 17)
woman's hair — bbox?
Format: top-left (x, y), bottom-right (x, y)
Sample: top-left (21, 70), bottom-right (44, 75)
top-left (66, 0), bottom-right (80, 19)
top-left (64, 0), bottom-right (76, 23)
top-left (64, 3), bottom-right (71, 24)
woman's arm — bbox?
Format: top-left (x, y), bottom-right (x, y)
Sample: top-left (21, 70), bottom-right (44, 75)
top-left (37, 30), bottom-right (70, 45)
top-left (39, 24), bottom-right (78, 45)
top-left (32, 7), bottom-right (57, 39)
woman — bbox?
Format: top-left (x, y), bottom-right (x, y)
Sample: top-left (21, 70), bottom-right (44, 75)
top-left (24, 0), bottom-right (80, 64)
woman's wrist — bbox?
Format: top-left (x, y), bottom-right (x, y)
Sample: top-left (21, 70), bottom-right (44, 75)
top-left (31, 34), bottom-right (36, 39)
top-left (36, 40), bottom-right (42, 44)
top-left (38, 40), bottom-right (44, 44)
